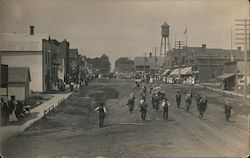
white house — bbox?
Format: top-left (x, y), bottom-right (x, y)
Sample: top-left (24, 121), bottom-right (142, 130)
top-left (0, 26), bottom-right (50, 92)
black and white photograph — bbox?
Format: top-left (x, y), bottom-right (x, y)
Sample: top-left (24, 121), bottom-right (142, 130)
top-left (0, 0), bottom-right (249, 157)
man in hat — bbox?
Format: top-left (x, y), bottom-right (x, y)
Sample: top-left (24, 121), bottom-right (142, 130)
top-left (199, 95), bottom-right (208, 119)
top-left (94, 103), bottom-right (107, 128)
top-left (152, 93), bottom-right (160, 111)
top-left (127, 92), bottom-right (135, 113)
top-left (1, 98), bottom-right (8, 126)
top-left (176, 91), bottom-right (181, 108)
top-left (224, 99), bottom-right (232, 121)
top-left (185, 91), bottom-right (192, 112)
top-left (195, 94), bottom-right (202, 112)
top-left (162, 98), bottom-right (170, 120)
top-left (139, 99), bottom-right (148, 121)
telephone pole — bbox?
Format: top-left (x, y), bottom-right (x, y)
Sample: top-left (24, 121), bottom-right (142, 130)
top-left (154, 47), bottom-right (157, 76)
top-left (235, 18), bottom-right (250, 98)
top-left (175, 40), bottom-right (185, 83)
top-left (143, 52), bottom-right (147, 76)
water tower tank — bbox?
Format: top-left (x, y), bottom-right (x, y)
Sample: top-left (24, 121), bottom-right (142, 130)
top-left (161, 22), bottom-right (169, 37)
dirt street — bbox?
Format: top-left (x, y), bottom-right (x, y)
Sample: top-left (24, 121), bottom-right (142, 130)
top-left (2, 79), bottom-right (249, 158)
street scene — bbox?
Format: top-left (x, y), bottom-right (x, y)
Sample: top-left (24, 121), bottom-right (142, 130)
top-left (1, 79), bottom-right (249, 157)
top-left (0, 0), bottom-right (250, 158)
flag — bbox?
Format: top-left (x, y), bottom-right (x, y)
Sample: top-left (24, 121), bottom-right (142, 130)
top-left (183, 27), bottom-right (187, 34)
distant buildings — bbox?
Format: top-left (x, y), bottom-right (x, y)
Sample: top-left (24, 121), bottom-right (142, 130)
top-left (113, 54), bottom-right (165, 79)
top-left (114, 57), bottom-right (134, 73)
top-left (166, 44), bottom-right (247, 83)
top-left (134, 53), bottom-right (164, 74)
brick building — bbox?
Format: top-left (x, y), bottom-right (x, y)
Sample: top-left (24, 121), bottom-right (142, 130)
top-left (166, 44), bottom-right (246, 83)
top-left (69, 48), bottom-right (79, 75)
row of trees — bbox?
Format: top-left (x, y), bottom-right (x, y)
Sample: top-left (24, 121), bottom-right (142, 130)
top-left (85, 54), bottom-right (111, 74)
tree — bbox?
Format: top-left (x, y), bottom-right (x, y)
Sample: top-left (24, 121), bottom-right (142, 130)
top-left (86, 54), bottom-right (111, 74)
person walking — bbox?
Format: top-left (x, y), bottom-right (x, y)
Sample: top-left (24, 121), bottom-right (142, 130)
top-left (94, 103), bottom-right (107, 128)
top-left (152, 93), bottom-right (160, 111)
top-left (127, 92), bottom-right (135, 113)
top-left (139, 99), bottom-right (148, 121)
top-left (195, 94), bottom-right (202, 112)
top-left (185, 91), bottom-right (192, 112)
top-left (162, 98), bottom-right (170, 120)
top-left (224, 99), bottom-right (232, 122)
top-left (199, 96), bottom-right (208, 119)
top-left (1, 98), bottom-right (8, 126)
top-left (176, 91), bottom-right (181, 108)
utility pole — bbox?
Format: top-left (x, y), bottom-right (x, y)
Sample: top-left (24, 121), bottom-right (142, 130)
top-left (154, 47), bottom-right (157, 76)
top-left (235, 18), bottom-right (250, 98)
top-left (175, 40), bottom-right (185, 83)
top-left (231, 27), bottom-right (234, 61)
top-left (143, 53), bottom-right (147, 78)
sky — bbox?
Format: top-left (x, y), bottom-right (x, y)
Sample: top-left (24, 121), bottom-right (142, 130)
top-left (0, 0), bottom-right (249, 69)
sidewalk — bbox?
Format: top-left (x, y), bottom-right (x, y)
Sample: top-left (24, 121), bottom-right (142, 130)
top-left (200, 83), bottom-right (250, 99)
top-left (0, 92), bottom-right (72, 145)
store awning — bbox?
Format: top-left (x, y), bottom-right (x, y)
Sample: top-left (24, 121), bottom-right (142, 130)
top-left (181, 67), bottom-right (192, 75)
top-left (217, 73), bottom-right (235, 79)
top-left (162, 69), bottom-right (170, 75)
top-left (169, 67), bottom-right (192, 76)
top-left (170, 68), bottom-right (179, 76)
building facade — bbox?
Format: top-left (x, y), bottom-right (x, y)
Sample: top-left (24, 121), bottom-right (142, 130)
top-left (0, 26), bottom-right (70, 92)
top-left (134, 54), bottom-right (164, 74)
top-left (7, 67), bottom-right (31, 101)
top-left (0, 31), bottom-right (48, 92)
top-left (42, 38), bottom-right (70, 90)
top-left (166, 44), bottom-right (245, 83)
top-left (69, 48), bottom-right (79, 75)
top-left (114, 57), bottom-right (135, 73)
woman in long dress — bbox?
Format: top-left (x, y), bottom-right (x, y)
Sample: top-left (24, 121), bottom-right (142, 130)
top-left (9, 96), bottom-right (18, 122)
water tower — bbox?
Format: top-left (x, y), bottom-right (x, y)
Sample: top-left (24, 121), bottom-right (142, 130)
top-left (160, 22), bottom-right (170, 57)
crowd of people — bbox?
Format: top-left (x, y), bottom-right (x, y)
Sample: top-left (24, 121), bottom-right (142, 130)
top-left (69, 67), bottom-right (94, 91)
top-left (94, 81), bottom-right (233, 128)
top-left (133, 82), bottom-right (232, 122)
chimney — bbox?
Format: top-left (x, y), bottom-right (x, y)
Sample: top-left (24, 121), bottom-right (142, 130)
top-left (30, 25), bottom-right (34, 35)
top-left (237, 47), bottom-right (241, 51)
top-left (202, 44), bottom-right (206, 49)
